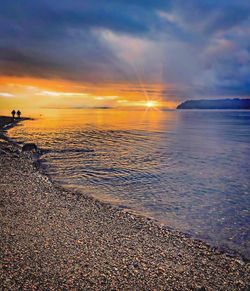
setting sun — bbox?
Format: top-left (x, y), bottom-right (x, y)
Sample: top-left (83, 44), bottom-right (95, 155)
top-left (145, 100), bottom-right (158, 108)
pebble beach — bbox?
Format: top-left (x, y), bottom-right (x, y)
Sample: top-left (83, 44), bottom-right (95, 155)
top-left (0, 116), bottom-right (249, 290)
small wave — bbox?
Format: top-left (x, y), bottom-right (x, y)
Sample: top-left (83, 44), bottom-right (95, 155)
top-left (42, 148), bottom-right (94, 155)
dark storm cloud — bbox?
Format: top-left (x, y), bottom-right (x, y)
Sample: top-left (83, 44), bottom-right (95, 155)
top-left (0, 0), bottom-right (249, 98)
top-left (0, 47), bottom-right (68, 78)
top-left (0, 0), bottom-right (168, 81)
top-left (170, 0), bottom-right (250, 34)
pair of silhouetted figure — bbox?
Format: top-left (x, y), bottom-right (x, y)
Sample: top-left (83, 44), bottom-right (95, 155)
top-left (11, 110), bottom-right (21, 119)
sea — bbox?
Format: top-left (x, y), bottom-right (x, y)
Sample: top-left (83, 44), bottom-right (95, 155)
top-left (7, 109), bottom-right (250, 259)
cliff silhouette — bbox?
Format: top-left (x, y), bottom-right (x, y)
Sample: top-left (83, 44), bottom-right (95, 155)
top-left (177, 98), bottom-right (250, 110)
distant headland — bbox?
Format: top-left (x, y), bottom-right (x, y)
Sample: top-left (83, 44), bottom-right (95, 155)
top-left (177, 98), bottom-right (250, 110)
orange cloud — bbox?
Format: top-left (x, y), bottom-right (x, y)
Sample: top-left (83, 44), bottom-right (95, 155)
top-left (0, 76), bottom-right (178, 111)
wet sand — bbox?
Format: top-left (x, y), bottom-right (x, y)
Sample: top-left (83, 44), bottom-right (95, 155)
top-left (0, 116), bottom-right (249, 290)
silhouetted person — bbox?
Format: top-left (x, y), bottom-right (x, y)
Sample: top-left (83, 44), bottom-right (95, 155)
top-left (11, 110), bottom-right (16, 119)
top-left (17, 110), bottom-right (21, 119)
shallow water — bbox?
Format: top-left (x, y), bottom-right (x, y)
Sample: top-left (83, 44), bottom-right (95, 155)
top-left (8, 109), bottom-right (250, 258)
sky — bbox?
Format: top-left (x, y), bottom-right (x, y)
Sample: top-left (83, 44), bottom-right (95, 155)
top-left (0, 0), bottom-right (250, 110)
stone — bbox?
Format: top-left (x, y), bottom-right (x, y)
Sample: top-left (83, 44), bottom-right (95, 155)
top-left (22, 143), bottom-right (38, 152)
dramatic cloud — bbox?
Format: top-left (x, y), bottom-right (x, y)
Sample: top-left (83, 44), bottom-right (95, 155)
top-left (0, 0), bottom-right (249, 100)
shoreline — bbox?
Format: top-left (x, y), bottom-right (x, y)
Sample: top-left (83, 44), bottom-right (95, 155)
top-left (0, 116), bottom-right (32, 145)
top-left (3, 116), bottom-right (249, 262)
top-left (1, 116), bottom-right (249, 289)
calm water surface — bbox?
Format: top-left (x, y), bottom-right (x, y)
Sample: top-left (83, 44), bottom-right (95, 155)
top-left (8, 109), bottom-right (250, 258)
